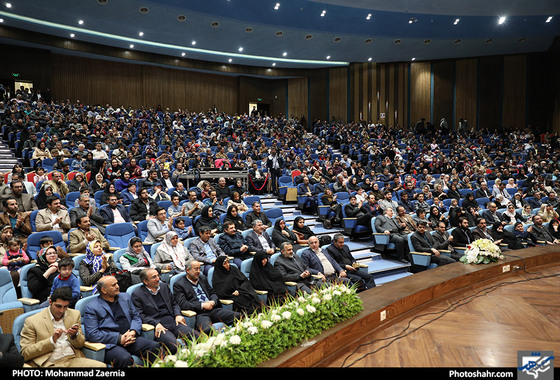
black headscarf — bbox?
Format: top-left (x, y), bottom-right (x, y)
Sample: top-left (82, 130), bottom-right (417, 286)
top-left (249, 251), bottom-right (288, 297)
top-left (212, 256), bottom-right (261, 313)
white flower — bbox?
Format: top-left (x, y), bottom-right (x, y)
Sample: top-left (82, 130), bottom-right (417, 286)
top-left (323, 293), bottom-right (332, 301)
top-left (229, 335), bottom-right (241, 345)
top-left (311, 297), bottom-right (321, 304)
top-left (297, 308), bottom-right (305, 316)
top-left (306, 305), bottom-right (316, 313)
top-left (175, 360), bottom-right (189, 367)
top-left (247, 326), bottom-right (258, 335)
top-left (165, 355), bottom-right (177, 363)
top-left (298, 296), bottom-right (306, 303)
top-left (271, 314), bottom-right (281, 322)
top-left (282, 311), bottom-right (292, 320)
top-left (333, 290), bottom-right (342, 296)
top-left (261, 320), bottom-right (273, 329)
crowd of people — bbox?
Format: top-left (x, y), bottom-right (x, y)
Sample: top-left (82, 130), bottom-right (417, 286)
top-left (0, 85), bottom-right (559, 367)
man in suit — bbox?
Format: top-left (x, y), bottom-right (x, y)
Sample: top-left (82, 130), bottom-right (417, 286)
top-left (451, 217), bottom-right (475, 247)
top-left (100, 194), bottom-right (132, 224)
top-left (344, 195), bottom-right (374, 232)
top-left (42, 171), bottom-right (70, 205)
top-left (300, 235), bottom-right (350, 285)
top-left (172, 260), bottom-right (240, 334)
top-left (274, 242), bottom-right (318, 294)
top-left (474, 182), bottom-right (493, 200)
top-left (374, 207), bottom-right (409, 263)
top-left (266, 148), bottom-right (283, 195)
top-left (248, 163), bottom-right (266, 195)
top-left (83, 275), bottom-right (161, 367)
top-left (410, 221), bottom-right (456, 267)
top-left (35, 195), bottom-right (71, 242)
top-left (189, 225), bottom-right (227, 274)
top-left (527, 215), bottom-right (559, 245)
top-left (217, 221), bottom-right (250, 268)
top-left (69, 194), bottom-right (106, 234)
top-left (129, 187), bottom-right (159, 222)
top-left (481, 202), bottom-right (502, 225)
top-left (394, 205), bottom-right (418, 235)
top-left (244, 201), bottom-right (272, 227)
top-left (0, 179), bottom-right (37, 213)
top-left (145, 207), bottom-right (173, 243)
top-left (244, 219), bottom-right (275, 257)
top-left (0, 196), bottom-right (32, 244)
top-left (158, 169), bottom-right (177, 193)
top-left (0, 331), bottom-right (24, 367)
top-left (68, 215), bottom-right (110, 254)
top-left (324, 234), bottom-right (376, 290)
top-left (131, 268), bottom-right (199, 354)
top-left (19, 287), bottom-right (105, 367)
top-left (432, 221), bottom-right (463, 261)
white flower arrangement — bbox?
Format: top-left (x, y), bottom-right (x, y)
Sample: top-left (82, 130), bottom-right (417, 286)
top-left (151, 282), bottom-right (363, 368)
top-left (460, 238), bottom-right (504, 264)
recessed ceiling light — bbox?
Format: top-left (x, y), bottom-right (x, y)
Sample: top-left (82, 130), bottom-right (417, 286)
top-left (192, 41), bottom-right (196, 46)
top-left (274, 3), bottom-right (280, 10)
top-left (138, 31), bottom-right (144, 37)
top-left (282, 52), bottom-right (287, 56)
top-left (333, 37), bottom-right (341, 43)
top-left (275, 31), bottom-right (283, 37)
top-left (5, 3), bottom-right (12, 8)
top-left (70, 33), bottom-right (75, 38)
top-left (546, 16), bottom-right (553, 23)
top-left (272, 62), bottom-right (276, 67)
top-left (321, 10), bottom-right (326, 17)
top-left (424, 39), bottom-right (432, 44)
top-left (368, 57), bottom-right (372, 62)
top-left (211, 21), bottom-right (219, 28)
top-left (498, 16), bottom-right (506, 25)
top-left (181, 52), bottom-right (186, 56)
top-left (411, 57), bottom-right (416, 61)
top-left (326, 55), bottom-right (331, 60)
top-left (177, 15), bottom-right (186, 22)
top-left (305, 34), bottom-right (313, 40)
top-left (129, 44), bottom-right (134, 48)
top-left (238, 47), bottom-right (243, 52)
top-left (245, 27), bottom-right (253, 33)
top-left (454, 39), bottom-right (462, 44)
top-left (454, 18), bottom-right (460, 25)
top-left (0, 18), bottom-right (4, 23)
top-left (78, 20), bottom-right (84, 25)
top-left (365, 38), bottom-right (372, 44)
top-left (366, 13), bottom-right (372, 20)
top-left (139, 7), bottom-right (148, 14)
top-left (228, 58), bottom-right (233, 63)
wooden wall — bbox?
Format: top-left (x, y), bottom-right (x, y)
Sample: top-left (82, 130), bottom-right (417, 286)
top-left (1, 41), bottom-right (558, 133)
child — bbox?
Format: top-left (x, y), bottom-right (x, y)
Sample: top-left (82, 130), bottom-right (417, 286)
top-left (33, 166), bottom-right (48, 185)
top-left (174, 217), bottom-right (194, 240)
top-left (50, 257), bottom-right (80, 307)
top-left (2, 237), bottom-right (30, 288)
top-left (36, 236), bottom-right (68, 259)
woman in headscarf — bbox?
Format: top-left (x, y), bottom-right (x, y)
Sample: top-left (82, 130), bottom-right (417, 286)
top-left (271, 218), bottom-right (303, 253)
top-left (249, 250), bottom-right (289, 304)
top-left (461, 192), bottom-right (479, 213)
top-left (194, 205), bottom-right (221, 236)
top-left (224, 205), bottom-right (247, 231)
top-left (67, 171), bottom-right (93, 193)
top-left (226, 191), bottom-right (249, 213)
top-left (490, 221), bottom-right (523, 250)
top-left (292, 216), bottom-right (331, 246)
top-left (211, 256), bottom-right (262, 314)
top-left (501, 203), bottom-right (525, 225)
top-left (153, 231), bottom-right (194, 275)
top-left (35, 183), bottom-right (57, 210)
top-left (79, 239), bottom-right (119, 294)
top-left (119, 237), bottom-right (157, 284)
top-left (27, 245), bottom-right (59, 304)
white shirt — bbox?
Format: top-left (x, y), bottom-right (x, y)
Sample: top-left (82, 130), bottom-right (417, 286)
top-left (48, 309), bottom-right (76, 363)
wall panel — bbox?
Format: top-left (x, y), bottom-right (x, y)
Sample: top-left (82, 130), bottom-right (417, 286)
top-left (454, 58), bottom-right (477, 132)
top-left (409, 62), bottom-right (431, 125)
top-left (432, 61), bottom-right (454, 128)
top-left (328, 67), bottom-right (348, 122)
top-left (287, 77), bottom-right (308, 121)
top-left (477, 56), bottom-right (503, 130)
top-left (502, 55), bottom-right (526, 130)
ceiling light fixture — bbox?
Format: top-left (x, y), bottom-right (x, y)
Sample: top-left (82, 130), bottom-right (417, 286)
top-left (78, 20), bottom-right (84, 25)
top-left (498, 16), bottom-right (506, 25)
top-left (5, 3), bottom-right (11, 8)
top-left (321, 10), bottom-right (326, 17)
top-left (453, 18), bottom-right (460, 25)
top-left (326, 55), bottom-right (331, 60)
top-left (274, 3), bottom-right (280, 10)
top-left (138, 31), bottom-right (144, 37)
top-left (228, 58), bottom-right (233, 63)
top-left (411, 57), bottom-right (416, 61)
top-left (192, 41), bottom-right (196, 45)
top-left (181, 52), bottom-right (185, 56)
top-left (272, 62), bottom-right (276, 67)
top-left (129, 44), bottom-right (134, 48)
top-left (0, 11), bottom-right (348, 67)
top-left (282, 52), bottom-right (287, 56)
top-left (546, 16), bottom-right (553, 23)
top-left (70, 33), bottom-right (75, 38)
top-left (366, 13), bottom-right (372, 20)
top-left (238, 47), bottom-right (243, 52)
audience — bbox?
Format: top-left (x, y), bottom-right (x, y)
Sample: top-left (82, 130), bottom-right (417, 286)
top-left (1, 89), bottom-right (559, 365)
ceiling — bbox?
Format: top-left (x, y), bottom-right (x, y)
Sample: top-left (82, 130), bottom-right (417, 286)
top-left (0, 0), bottom-right (559, 69)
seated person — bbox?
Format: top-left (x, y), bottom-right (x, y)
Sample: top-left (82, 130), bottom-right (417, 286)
top-left (244, 219), bottom-right (276, 257)
top-left (131, 268), bottom-right (199, 354)
top-left (244, 201), bottom-right (272, 228)
top-left (218, 221), bottom-right (252, 268)
top-left (410, 221), bottom-right (456, 268)
top-left (273, 242), bottom-right (321, 294)
top-left (19, 287), bottom-right (105, 368)
top-left (189, 225), bottom-right (227, 274)
top-left (172, 260), bottom-right (241, 335)
top-left (49, 257), bottom-right (80, 307)
top-left (68, 215), bottom-right (110, 254)
top-left (83, 276), bottom-right (161, 368)
top-left (300, 236), bottom-right (350, 285)
top-left (325, 234), bottom-right (376, 290)
top-left (249, 251), bottom-right (289, 303)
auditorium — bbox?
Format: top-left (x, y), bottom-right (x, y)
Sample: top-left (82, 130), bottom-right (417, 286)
top-left (0, 0), bottom-right (558, 374)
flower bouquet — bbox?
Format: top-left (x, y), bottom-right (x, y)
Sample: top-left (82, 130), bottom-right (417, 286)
top-left (152, 283), bottom-right (363, 368)
top-left (459, 238), bottom-right (504, 264)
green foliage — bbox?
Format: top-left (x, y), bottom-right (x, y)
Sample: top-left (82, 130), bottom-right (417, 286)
top-left (152, 283), bottom-right (363, 368)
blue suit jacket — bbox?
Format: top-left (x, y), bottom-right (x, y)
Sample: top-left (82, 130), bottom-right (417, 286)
top-left (100, 204), bottom-right (132, 224)
top-left (83, 293), bottom-right (142, 349)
